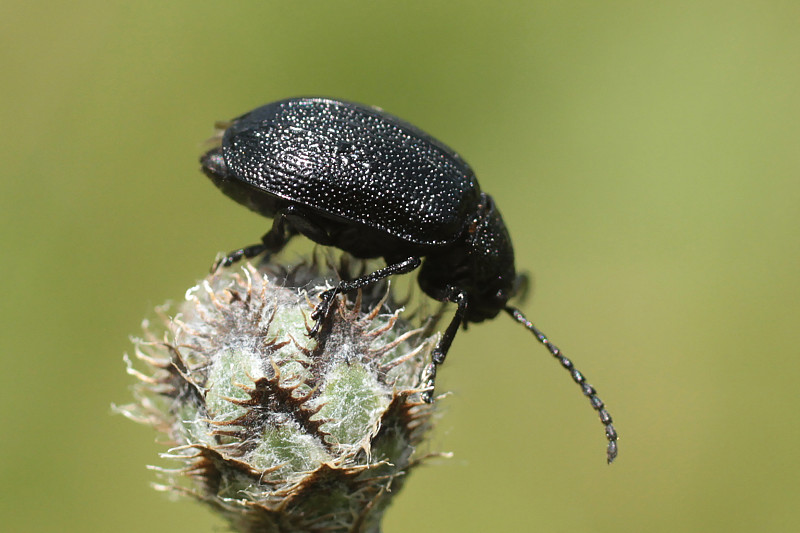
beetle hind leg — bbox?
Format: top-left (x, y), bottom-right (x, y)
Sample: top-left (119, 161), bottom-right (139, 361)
top-left (212, 243), bottom-right (270, 271)
top-left (212, 207), bottom-right (303, 272)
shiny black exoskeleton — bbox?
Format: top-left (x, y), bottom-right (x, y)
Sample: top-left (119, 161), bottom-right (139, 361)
top-left (200, 97), bottom-right (619, 463)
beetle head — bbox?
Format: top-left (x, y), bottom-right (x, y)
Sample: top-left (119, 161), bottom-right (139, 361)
top-left (462, 194), bottom-right (517, 322)
top-left (418, 193), bottom-right (517, 322)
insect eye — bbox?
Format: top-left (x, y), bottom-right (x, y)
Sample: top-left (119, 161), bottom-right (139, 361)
top-left (494, 288), bottom-right (511, 306)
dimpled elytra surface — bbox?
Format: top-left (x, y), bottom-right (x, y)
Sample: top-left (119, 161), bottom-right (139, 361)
top-left (220, 97), bottom-right (482, 245)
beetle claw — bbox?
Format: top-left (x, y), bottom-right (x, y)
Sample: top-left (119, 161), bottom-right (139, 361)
top-left (420, 362), bottom-right (437, 403)
top-left (211, 256), bottom-right (231, 273)
top-left (308, 289), bottom-right (336, 337)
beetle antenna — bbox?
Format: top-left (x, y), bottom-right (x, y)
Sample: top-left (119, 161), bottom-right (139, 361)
top-left (504, 306), bottom-right (618, 464)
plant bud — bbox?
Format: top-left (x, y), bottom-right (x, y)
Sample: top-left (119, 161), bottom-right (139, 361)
top-left (119, 259), bottom-right (440, 533)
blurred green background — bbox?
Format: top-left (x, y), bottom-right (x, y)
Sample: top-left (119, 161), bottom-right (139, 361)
top-left (2, 1), bottom-right (799, 531)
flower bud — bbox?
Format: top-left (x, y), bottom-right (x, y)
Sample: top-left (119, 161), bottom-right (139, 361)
top-left (119, 259), bottom-right (439, 533)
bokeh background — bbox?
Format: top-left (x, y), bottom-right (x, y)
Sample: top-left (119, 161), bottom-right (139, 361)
top-left (2, 1), bottom-right (799, 532)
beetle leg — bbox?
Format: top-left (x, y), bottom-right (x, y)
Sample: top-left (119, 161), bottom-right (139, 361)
top-left (212, 243), bottom-right (269, 271)
top-left (421, 287), bottom-right (468, 402)
top-left (309, 256), bottom-right (422, 337)
top-left (212, 207), bottom-right (302, 271)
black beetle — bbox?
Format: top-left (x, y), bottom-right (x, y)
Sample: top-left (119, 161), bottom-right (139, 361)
top-left (200, 97), bottom-right (618, 463)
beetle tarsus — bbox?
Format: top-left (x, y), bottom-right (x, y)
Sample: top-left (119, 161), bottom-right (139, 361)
top-left (308, 288), bottom-right (337, 337)
top-left (420, 287), bottom-right (468, 402)
top-left (421, 362), bottom-right (437, 403)
top-left (306, 257), bottom-right (423, 338)
top-left (212, 243), bottom-right (269, 272)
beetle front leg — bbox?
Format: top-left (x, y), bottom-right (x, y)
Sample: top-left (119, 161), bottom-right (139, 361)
top-left (421, 286), bottom-right (468, 403)
top-left (309, 256), bottom-right (422, 337)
